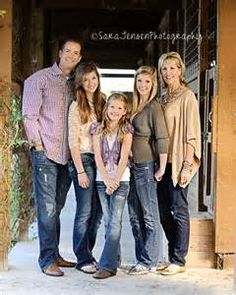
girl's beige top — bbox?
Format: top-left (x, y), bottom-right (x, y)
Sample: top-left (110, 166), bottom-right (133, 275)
top-left (68, 100), bottom-right (97, 153)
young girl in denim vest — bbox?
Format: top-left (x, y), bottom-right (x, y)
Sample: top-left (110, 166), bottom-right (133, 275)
top-left (90, 93), bottom-right (133, 279)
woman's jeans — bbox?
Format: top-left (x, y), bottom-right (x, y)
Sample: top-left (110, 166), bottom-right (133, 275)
top-left (70, 153), bottom-right (102, 268)
top-left (157, 163), bottom-right (189, 266)
top-left (127, 160), bottom-right (160, 268)
top-left (31, 149), bottom-right (71, 270)
top-left (96, 181), bottom-right (129, 274)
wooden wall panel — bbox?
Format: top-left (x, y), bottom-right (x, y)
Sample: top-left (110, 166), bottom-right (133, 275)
top-left (187, 219), bottom-right (214, 268)
top-left (215, 0), bottom-right (236, 253)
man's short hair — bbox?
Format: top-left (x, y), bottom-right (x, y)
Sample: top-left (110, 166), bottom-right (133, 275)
top-left (59, 38), bottom-right (83, 55)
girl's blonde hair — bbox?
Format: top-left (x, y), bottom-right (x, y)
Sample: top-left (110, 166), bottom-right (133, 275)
top-left (75, 62), bottom-right (105, 124)
top-left (132, 65), bottom-right (158, 115)
top-left (99, 92), bottom-right (130, 142)
top-left (158, 51), bottom-right (187, 88)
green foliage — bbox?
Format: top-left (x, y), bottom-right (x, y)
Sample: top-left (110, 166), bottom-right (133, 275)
top-left (9, 93), bottom-right (33, 245)
top-left (0, 87), bottom-right (33, 246)
top-left (10, 93), bottom-right (27, 148)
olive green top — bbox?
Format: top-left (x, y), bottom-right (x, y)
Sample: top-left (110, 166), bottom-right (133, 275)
top-left (131, 99), bottom-right (169, 163)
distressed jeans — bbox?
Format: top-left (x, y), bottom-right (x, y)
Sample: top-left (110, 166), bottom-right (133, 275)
top-left (31, 149), bottom-right (71, 270)
top-left (128, 161), bottom-right (160, 268)
top-left (70, 153), bottom-right (102, 268)
top-left (96, 181), bottom-right (129, 273)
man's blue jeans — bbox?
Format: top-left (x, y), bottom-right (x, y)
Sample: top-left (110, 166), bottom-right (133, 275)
top-left (31, 149), bottom-right (71, 270)
top-left (157, 163), bottom-right (189, 266)
top-left (70, 153), bottom-right (102, 268)
top-left (96, 181), bottom-right (129, 274)
top-left (127, 161), bottom-right (160, 268)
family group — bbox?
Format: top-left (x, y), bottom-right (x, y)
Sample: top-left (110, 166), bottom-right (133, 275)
top-left (22, 38), bottom-right (201, 279)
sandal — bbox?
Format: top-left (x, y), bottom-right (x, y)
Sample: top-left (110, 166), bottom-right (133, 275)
top-left (160, 264), bottom-right (186, 276)
top-left (78, 263), bottom-right (97, 274)
top-left (156, 263), bottom-right (170, 271)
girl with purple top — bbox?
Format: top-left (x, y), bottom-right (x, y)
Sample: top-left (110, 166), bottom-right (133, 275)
top-left (90, 93), bottom-right (133, 279)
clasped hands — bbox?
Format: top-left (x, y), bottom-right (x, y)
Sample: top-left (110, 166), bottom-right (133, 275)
top-left (78, 173), bottom-right (119, 194)
top-left (104, 178), bottom-right (119, 195)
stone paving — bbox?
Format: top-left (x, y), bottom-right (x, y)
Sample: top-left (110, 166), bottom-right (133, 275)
top-left (0, 188), bottom-right (234, 295)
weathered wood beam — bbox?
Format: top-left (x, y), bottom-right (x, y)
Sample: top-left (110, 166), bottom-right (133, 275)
top-left (214, 0), bottom-right (236, 268)
top-left (0, 0), bottom-right (12, 271)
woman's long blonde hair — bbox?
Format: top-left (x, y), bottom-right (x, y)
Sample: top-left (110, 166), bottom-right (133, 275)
top-left (131, 65), bottom-right (158, 116)
top-left (75, 62), bottom-right (105, 124)
top-left (99, 93), bottom-right (131, 142)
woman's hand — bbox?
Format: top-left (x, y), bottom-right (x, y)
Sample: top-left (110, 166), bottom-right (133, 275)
top-left (179, 161), bottom-right (193, 186)
top-left (155, 153), bottom-right (168, 182)
top-left (154, 167), bottom-right (165, 182)
top-left (179, 169), bottom-right (191, 186)
top-left (78, 172), bottom-right (90, 189)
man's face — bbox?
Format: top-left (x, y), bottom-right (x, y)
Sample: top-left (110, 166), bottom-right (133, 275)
top-left (59, 41), bottom-right (82, 72)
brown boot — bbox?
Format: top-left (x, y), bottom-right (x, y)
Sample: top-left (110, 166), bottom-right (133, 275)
top-left (42, 263), bottom-right (64, 277)
top-left (57, 257), bottom-right (76, 268)
top-left (93, 269), bottom-right (115, 279)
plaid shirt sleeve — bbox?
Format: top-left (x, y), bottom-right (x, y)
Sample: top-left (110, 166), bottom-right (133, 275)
top-left (22, 74), bottom-right (44, 147)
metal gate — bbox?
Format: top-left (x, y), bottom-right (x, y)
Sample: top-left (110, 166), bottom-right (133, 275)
top-left (198, 67), bottom-right (217, 215)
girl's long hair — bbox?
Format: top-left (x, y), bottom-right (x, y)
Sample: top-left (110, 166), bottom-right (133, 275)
top-left (99, 93), bottom-right (131, 142)
top-left (131, 65), bottom-right (158, 116)
top-left (75, 62), bottom-right (105, 124)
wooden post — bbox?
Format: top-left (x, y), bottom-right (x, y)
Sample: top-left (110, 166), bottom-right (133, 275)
top-left (215, 0), bottom-right (236, 268)
top-left (0, 0), bottom-right (12, 271)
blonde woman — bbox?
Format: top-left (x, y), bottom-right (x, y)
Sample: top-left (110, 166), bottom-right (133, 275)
top-left (157, 52), bottom-right (201, 275)
top-left (128, 66), bottom-right (169, 275)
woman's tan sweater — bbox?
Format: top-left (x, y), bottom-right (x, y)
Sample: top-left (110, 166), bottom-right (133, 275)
top-left (161, 87), bottom-right (201, 187)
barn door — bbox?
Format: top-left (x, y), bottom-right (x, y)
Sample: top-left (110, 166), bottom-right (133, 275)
top-left (198, 67), bottom-right (217, 214)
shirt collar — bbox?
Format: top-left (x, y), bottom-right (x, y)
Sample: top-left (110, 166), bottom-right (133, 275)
top-left (51, 62), bottom-right (63, 76)
top-left (51, 62), bottom-right (75, 81)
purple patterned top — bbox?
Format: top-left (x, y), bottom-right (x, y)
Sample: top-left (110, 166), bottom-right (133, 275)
top-left (90, 122), bottom-right (134, 174)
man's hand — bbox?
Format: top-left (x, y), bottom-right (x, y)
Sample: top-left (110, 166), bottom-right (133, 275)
top-left (35, 144), bottom-right (44, 151)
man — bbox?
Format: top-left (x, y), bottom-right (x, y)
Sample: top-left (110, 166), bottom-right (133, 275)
top-left (22, 39), bottom-right (82, 277)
